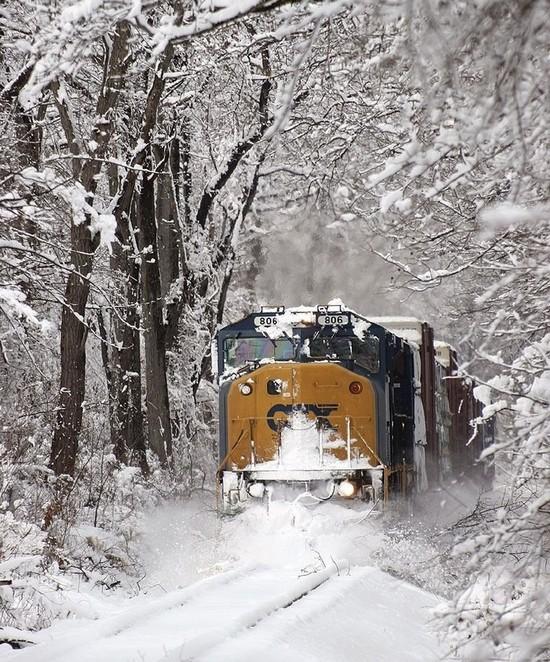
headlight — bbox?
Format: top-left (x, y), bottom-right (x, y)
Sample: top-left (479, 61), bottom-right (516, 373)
top-left (247, 482), bottom-right (265, 499)
top-left (338, 479), bottom-right (356, 498)
top-left (239, 383), bottom-right (253, 395)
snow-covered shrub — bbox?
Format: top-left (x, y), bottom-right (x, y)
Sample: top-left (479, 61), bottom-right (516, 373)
top-left (0, 363), bottom-right (161, 630)
top-left (440, 337), bottom-right (550, 661)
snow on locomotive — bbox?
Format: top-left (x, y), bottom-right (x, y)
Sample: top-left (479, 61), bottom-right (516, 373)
top-left (214, 304), bottom-right (492, 511)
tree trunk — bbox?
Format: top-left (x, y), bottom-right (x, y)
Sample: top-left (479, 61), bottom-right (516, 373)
top-left (138, 162), bottom-right (172, 465)
top-left (109, 238), bottom-right (148, 473)
top-left (154, 142), bottom-right (180, 300)
top-left (49, 22), bottom-right (131, 476)
top-left (50, 226), bottom-right (95, 475)
top-left (164, 131), bottom-right (189, 352)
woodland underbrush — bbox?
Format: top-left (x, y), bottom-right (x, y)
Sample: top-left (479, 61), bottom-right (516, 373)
top-left (370, 479), bottom-right (492, 601)
top-left (0, 428), bottom-right (216, 632)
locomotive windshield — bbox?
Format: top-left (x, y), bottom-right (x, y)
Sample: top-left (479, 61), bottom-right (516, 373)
top-left (224, 337), bottom-right (295, 369)
top-left (310, 337), bottom-right (352, 359)
top-left (309, 335), bottom-right (380, 373)
top-left (221, 324), bottom-right (380, 373)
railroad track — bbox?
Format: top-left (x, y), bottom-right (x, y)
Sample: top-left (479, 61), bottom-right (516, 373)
top-left (7, 563), bottom-right (342, 662)
top-left (160, 563), bottom-right (340, 662)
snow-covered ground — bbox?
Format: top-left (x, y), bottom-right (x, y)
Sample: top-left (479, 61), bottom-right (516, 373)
top-left (1, 490), bottom-right (478, 661)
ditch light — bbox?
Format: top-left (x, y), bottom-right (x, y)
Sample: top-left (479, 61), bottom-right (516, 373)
top-left (337, 479), bottom-right (356, 498)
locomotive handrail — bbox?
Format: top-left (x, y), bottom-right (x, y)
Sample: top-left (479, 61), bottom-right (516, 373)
top-left (216, 427), bottom-right (250, 477)
top-left (225, 413), bottom-right (385, 470)
top-left (229, 415), bottom-right (377, 422)
top-left (348, 420), bottom-right (386, 468)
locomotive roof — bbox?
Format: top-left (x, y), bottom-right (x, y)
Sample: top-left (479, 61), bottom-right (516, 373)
top-left (217, 304), bottom-right (428, 349)
top-left (219, 303), bottom-right (376, 337)
top-left (368, 317), bottom-right (425, 346)
top-left (369, 317), bottom-right (456, 360)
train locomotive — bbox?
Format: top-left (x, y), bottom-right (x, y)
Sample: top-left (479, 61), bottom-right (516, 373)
top-left (214, 304), bottom-right (493, 511)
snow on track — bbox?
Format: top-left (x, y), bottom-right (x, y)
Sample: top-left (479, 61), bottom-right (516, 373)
top-left (4, 563), bottom-right (441, 662)
top-left (159, 564), bottom-right (338, 661)
top-left (3, 497), bottom-right (453, 661)
top-left (5, 564), bottom-right (339, 662)
top-left (201, 566), bottom-right (441, 662)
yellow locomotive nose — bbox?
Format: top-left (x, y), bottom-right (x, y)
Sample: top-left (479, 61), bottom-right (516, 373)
top-left (225, 362), bottom-right (378, 471)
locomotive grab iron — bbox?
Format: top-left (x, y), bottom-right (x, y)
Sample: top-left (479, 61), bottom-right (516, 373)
top-left (214, 304), bottom-right (493, 511)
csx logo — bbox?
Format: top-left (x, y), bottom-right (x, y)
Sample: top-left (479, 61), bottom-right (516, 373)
top-left (266, 404), bottom-right (338, 431)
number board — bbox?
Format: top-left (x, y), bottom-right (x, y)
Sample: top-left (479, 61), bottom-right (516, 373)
top-left (254, 315), bottom-right (279, 327)
top-left (317, 313), bottom-right (350, 326)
